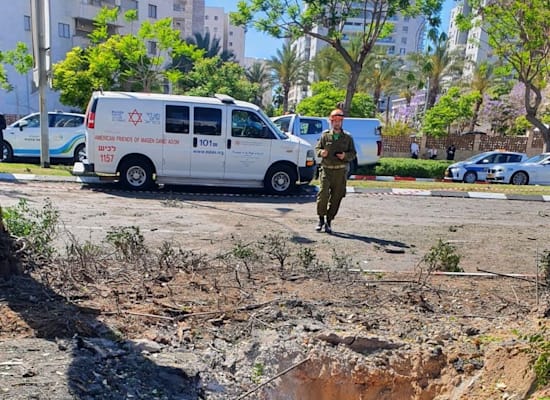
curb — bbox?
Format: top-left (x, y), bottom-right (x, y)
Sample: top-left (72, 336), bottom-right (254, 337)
top-left (1, 173), bottom-right (549, 202)
top-left (0, 173), bottom-right (102, 184)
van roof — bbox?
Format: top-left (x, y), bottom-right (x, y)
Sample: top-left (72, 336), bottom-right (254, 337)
top-left (93, 91), bottom-right (260, 110)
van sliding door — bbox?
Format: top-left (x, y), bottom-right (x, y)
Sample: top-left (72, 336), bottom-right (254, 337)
top-left (189, 107), bottom-right (225, 179)
top-left (162, 104), bottom-right (192, 177)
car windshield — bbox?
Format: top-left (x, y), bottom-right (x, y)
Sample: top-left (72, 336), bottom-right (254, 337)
top-left (524, 153), bottom-right (550, 164)
top-left (463, 152), bottom-right (494, 162)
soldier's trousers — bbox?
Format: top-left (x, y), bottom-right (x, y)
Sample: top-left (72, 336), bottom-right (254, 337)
top-left (316, 167), bottom-right (347, 222)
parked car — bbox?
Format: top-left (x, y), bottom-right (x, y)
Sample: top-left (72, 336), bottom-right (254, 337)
top-left (1, 111), bottom-right (86, 162)
top-left (444, 150), bottom-right (528, 183)
top-left (486, 153), bottom-right (550, 185)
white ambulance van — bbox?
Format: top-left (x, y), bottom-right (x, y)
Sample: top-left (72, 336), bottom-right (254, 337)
top-left (73, 91), bottom-right (316, 194)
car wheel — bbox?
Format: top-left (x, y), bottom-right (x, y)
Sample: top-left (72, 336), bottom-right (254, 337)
top-left (119, 158), bottom-right (155, 190)
top-left (2, 141), bottom-right (13, 162)
top-left (73, 143), bottom-right (86, 163)
top-left (463, 171), bottom-right (477, 184)
top-left (264, 164), bottom-right (297, 195)
top-left (511, 171), bottom-right (529, 185)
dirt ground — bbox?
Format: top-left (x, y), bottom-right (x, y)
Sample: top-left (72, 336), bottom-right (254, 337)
top-left (1, 180), bottom-right (550, 399)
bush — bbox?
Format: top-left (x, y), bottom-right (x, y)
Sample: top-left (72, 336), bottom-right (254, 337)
top-left (356, 157), bottom-right (451, 179)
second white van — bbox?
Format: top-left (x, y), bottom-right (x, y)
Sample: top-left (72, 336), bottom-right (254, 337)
top-left (74, 91), bottom-right (316, 194)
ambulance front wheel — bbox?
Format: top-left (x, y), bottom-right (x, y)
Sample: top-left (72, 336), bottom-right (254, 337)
top-left (119, 158), bottom-right (155, 190)
top-left (265, 164), bottom-right (296, 195)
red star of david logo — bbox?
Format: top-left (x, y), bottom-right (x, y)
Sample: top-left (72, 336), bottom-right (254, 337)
top-left (128, 109), bottom-right (143, 126)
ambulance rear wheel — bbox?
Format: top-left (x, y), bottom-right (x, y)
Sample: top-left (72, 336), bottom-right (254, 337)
top-left (119, 158), bottom-right (155, 190)
top-left (265, 164), bottom-right (296, 195)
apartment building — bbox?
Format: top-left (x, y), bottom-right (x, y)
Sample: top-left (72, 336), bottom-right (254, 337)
top-left (447, 0), bottom-right (494, 79)
top-left (0, 0), bottom-right (212, 116)
top-left (204, 7), bottom-right (245, 64)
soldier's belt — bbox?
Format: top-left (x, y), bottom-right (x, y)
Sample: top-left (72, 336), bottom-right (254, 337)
top-left (322, 164), bottom-right (347, 170)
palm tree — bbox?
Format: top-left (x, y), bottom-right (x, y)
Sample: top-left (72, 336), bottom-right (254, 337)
top-left (187, 32), bottom-right (235, 61)
top-left (245, 62), bottom-right (272, 107)
top-left (466, 61), bottom-right (495, 132)
top-left (311, 46), bottom-right (348, 87)
top-left (267, 42), bottom-right (308, 113)
top-left (408, 32), bottom-right (462, 110)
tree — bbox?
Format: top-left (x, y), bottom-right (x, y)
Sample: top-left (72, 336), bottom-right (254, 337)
top-left (459, 0), bottom-right (550, 150)
top-left (245, 62), bottom-right (273, 107)
top-left (178, 56), bottom-right (257, 101)
top-left (187, 32), bottom-right (235, 62)
top-left (422, 87), bottom-right (480, 137)
top-left (407, 32), bottom-right (462, 111)
top-left (465, 61), bottom-right (495, 132)
top-left (231, 0), bottom-right (444, 115)
top-left (267, 42), bottom-right (309, 113)
top-left (295, 81), bottom-right (375, 117)
top-left (0, 43), bottom-right (33, 91)
top-left (53, 7), bottom-right (201, 110)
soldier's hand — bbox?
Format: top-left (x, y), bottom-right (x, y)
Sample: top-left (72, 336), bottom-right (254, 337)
top-left (320, 149), bottom-right (328, 158)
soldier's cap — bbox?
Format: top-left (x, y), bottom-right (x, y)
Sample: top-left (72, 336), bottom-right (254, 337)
top-left (329, 109), bottom-right (345, 119)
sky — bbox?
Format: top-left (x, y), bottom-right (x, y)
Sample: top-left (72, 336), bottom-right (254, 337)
top-left (205, 0), bottom-right (455, 60)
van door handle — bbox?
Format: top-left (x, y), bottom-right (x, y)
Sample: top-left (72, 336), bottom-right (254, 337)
top-left (227, 139), bottom-right (231, 149)
top-left (193, 137), bottom-right (197, 147)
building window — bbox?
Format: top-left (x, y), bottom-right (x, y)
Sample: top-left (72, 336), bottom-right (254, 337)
top-left (58, 23), bottom-right (70, 38)
top-left (214, 16), bottom-right (218, 20)
top-left (24, 15), bottom-right (31, 31)
top-left (205, 15), bottom-right (208, 20)
top-left (148, 4), bottom-right (157, 18)
top-left (399, 48), bottom-right (406, 55)
top-left (229, 31), bottom-right (233, 36)
top-left (402, 26), bottom-right (408, 32)
top-left (401, 37), bottom-right (407, 44)
top-left (148, 41), bottom-right (157, 55)
top-left (229, 42), bottom-right (233, 47)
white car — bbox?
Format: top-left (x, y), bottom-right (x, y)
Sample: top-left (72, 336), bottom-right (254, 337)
top-left (2, 111), bottom-right (86, 163)
top-left (444, 150), bottom-right (528, 183)
top-left (486, 152), bottom-right (550, 185)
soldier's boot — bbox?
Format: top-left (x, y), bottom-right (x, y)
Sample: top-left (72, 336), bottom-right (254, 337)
top-left (324, 220), bottom-right (332, 234)
top-left (315, 216), bottom-right (325, 232)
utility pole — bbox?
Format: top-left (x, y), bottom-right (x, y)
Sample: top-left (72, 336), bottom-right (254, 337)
top-left (30, 0), bottom-right (51, 168)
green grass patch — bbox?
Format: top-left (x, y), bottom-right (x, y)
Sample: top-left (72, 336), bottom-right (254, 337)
top-left (0, 162), bottom-right (73, 176)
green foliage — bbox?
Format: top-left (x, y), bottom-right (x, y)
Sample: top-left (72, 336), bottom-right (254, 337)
top-left (382, 120), bottom-right (415, 137)
top-left (105, 226), bottom-right (147, 262)
top-left (295, 81), bottom-right (375, 117)
top-left (0, 42), bottom-right (33, 91)
top-left (521, 326), bottom-right (550, 388)
top-left (177, 57), bottom-right (257, 101)
top-left (356, 157), bottom-right (451, 179)
top-left (422, 239), bottom-right (462, 273)
top-left (296, 247), bottom-right (317, 270)
top-left (465, 0), bottom-right (550, 146)
top-left (230, 0), bottom-right (444, 113)
top-left (53, 7), bottom-right (201, 109)
top-left (252, 363), bottom-right (265, 384)
top-left (257, 232), bottom-right (291, 273)
top-left (422, 87), bottom-right (480, 137)
top-left (2, 198), bottom-right (59, 261)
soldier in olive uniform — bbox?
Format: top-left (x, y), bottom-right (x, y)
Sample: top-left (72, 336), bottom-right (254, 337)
top-left (315, 109), bottom-right (357, 233)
